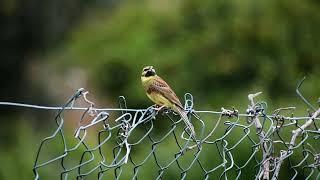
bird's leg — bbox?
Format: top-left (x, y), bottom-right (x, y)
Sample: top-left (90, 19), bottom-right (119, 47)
top-left (152, 105), bottom-right (166, 111)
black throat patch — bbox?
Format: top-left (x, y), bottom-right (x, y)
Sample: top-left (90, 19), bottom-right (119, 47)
top-left (145, 70), bottom-right (155, 77)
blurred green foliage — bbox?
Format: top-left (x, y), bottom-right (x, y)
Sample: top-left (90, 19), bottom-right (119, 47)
top-left (52, 0), bottom-right (320, 109)
top-left (1, 0), bottom-right (320, 179)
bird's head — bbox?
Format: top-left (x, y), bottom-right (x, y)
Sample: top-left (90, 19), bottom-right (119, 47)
top-left (141, 66), bottom-right (156, 77)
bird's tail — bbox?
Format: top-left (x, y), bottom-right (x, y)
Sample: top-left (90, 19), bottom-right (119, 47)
top-left (175, 107), bottom-right (196, 138)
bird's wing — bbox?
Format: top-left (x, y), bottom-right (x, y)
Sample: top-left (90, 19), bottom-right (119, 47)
top-left (148, 76), bottom-right (184, 109)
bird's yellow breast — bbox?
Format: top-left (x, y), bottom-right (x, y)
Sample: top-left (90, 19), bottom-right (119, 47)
top-left (141, 76), bottom-right (174, 109)
top-left (146, 91), bottom-right (173, 108)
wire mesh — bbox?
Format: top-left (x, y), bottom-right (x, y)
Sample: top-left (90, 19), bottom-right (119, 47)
top-left (0, 81), bottom-right (319, 180)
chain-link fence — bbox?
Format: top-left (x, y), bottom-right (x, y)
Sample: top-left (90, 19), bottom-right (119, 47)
top-left (0, 79), bottom-right (319, 180)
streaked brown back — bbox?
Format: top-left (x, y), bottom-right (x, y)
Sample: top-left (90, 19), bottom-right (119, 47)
top-left (147, 75), bottom-right (184, 110)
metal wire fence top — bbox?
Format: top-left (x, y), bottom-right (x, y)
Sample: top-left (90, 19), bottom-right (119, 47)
top-left (0, 79), bottom-right (319, 180)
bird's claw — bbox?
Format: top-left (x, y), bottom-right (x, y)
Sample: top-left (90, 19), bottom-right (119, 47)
top-left (152, 105), bottom-right (166, 111)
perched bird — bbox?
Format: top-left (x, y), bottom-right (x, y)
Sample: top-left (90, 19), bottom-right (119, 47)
top-left (141, 66), bottom-right (196, 137)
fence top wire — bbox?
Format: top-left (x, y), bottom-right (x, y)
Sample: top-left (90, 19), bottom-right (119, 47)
top-left (0, 101), bottom-right (318, 121)
top-left (0, 79), bottom-right (319, 180)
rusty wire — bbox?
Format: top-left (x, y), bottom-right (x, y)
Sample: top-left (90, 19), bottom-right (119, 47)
top-left (0, 80), bottom-right (319, 180)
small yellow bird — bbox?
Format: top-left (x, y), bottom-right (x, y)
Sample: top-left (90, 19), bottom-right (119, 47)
top-left (141, 66), bottom-right (196, 137)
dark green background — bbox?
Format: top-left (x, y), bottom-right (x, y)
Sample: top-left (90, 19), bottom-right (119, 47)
top-left (0, 0), bottom-right (319, 179)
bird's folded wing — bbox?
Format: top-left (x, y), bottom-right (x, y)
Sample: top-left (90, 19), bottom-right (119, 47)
top-left (147, 78), bottom-right (184, 110)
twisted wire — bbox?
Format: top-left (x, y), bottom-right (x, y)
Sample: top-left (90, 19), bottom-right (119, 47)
top-left (0, 86), bottom-right (319, 179)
